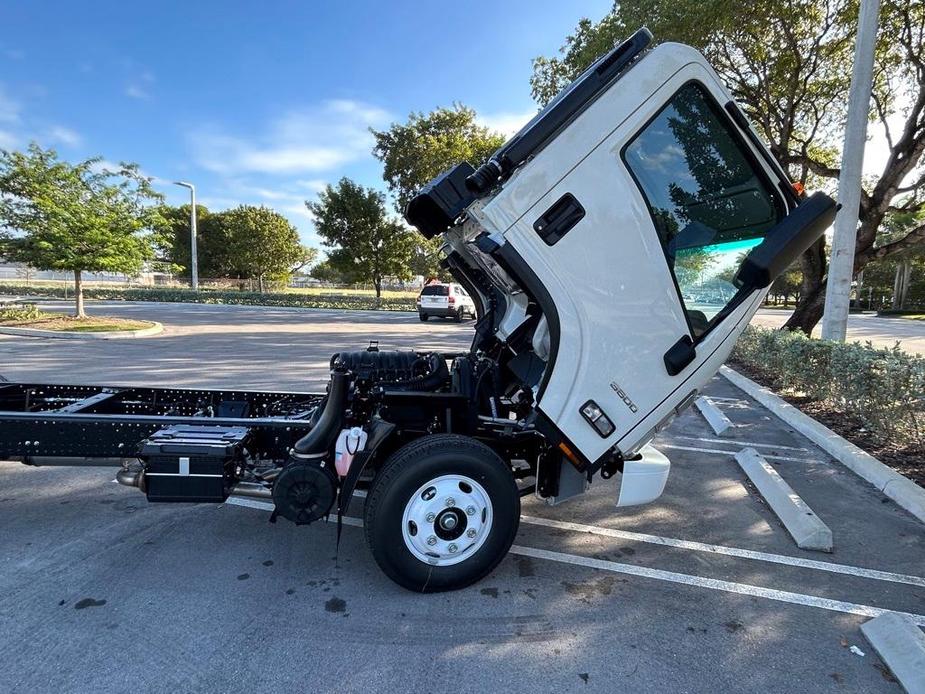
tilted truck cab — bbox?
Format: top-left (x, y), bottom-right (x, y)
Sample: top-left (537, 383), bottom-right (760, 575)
top-left (0, 29), bottom-right (835, 591)
top-left (408, 28), bottom-right (834, 492)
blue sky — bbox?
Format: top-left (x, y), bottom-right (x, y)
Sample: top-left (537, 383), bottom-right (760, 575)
top-left (0, 1), bottom-right (612, 247)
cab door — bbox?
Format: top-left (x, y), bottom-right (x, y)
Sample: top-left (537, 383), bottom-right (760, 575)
top-left (499, 69), bottom-right (785, 463)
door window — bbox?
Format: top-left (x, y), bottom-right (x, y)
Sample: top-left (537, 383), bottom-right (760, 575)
top-left (623, 82), bottom-right (783, 338)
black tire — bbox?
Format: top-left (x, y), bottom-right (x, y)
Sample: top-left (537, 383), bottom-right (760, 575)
top-left (453, 309), bottom-right (463, 323)
top-left (419, 312), bottom-right (429, 321)
top-left (364, 434), bottom-right (519, 592)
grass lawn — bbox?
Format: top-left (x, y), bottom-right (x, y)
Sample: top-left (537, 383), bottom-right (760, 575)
top-left (0, 310), bottom-right (154, 332)
top-left (282, 286), bottom-right (419, 299)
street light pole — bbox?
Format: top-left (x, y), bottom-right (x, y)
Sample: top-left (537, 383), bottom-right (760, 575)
top-left (173, 181), bottom-right (199, 291)
top-left (820, 0), bottom-right (880, 341)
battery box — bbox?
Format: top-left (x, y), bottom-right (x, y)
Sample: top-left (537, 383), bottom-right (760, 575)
top-left (140, 425), bottom-right (251, 502)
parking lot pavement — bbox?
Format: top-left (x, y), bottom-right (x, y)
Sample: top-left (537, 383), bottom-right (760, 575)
top-left (752, 308), bottom-right (925, 356)
top-left (1, 302), bottom-right (923, 693)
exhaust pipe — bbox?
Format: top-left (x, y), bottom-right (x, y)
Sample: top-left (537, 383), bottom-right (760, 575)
top-left (116, 465), bottom-right (145, 492)
top-left (229, 481), bottom-right (273, 500)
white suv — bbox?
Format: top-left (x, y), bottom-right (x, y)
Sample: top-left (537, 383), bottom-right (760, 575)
top-left (416, 283), bottom-right (476, 322)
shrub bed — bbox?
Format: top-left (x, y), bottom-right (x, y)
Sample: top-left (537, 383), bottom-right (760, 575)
top-left (732, 326), bottom-right (925, 446)
top-left (0, 283), bottom-right (417, 312)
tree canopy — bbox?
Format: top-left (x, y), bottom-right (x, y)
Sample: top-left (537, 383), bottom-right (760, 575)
top-left (158, 203), bottom-right (315, 289)
top-left (371, 104), bottom-right (506, 214)
top-left (370, 104), bottom-right (506, 281)
top-left (306, 178), bottom-right (416, 297)
top-left (0, 143), bottom-right (162, 316)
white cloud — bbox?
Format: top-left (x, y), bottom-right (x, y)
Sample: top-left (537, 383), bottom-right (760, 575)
top-left (125, 84), bottom-right (151, 100)
top-left (190, 99), bottom-right (391, 175)
top-left (0, 84), bottom-right (20, 123)
top-left (477, 108), bottom-right (536, 137)
top-left (295, 179), bottom-right (327, 193)
top-left (0, 129), bottom-right (18, 149)
top-left (46, 125), bottom-right (82, 147)
top-left (124, 68), bottom-right (155, 100)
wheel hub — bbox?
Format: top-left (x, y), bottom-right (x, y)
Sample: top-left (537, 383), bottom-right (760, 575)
top-left (434, 507), bottom-right (466, 540)
top-left (401, 474), bottom-right (493, 566)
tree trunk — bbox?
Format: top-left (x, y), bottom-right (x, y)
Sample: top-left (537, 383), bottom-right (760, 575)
top-left (892, 259), bottom-right (912, 310)
top-left (74, 269), bottom-right (85, 318)
top-left (784, 281), bottom-right (826, 334)
top-left (258, 274), bottom-right (265, 294)
top-left (783, 238), bottom-right (827, 334)
top-left (855, 270), bottom-right (864, 311)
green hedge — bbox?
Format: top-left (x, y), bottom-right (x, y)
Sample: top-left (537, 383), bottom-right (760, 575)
top-left (732, 326), bottom-right (925, 445)
top-left (0, 284), bottom-right (417, 312)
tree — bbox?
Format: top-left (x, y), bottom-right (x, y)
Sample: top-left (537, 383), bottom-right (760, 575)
top-left (306, 178), bottom-right (416, 299)
top-left (156, 203), bottom-right (211, 277)
top-left (220, 205), bottom-right (308, 292)
top-left (157, 203), bottom-right (316, 289)
top-left (769, 265), bottom-right (803, 305)
top-left (371, 105), bottom-right (505, 283)
top-left (0, 143), bottom-right (162, 317)
top-left (371, 104), bottom-right (506, 214)
top-left (310, 259), bottom-right (349, 284)
top-left (530, 1), bottom-right (925, 334)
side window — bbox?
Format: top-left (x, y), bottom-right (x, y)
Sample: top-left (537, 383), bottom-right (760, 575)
top-left (623, 82), bottom-right (782, 339)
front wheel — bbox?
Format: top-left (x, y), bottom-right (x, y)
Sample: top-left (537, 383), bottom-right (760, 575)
top-left (364, 434), bottom-right (520, 592)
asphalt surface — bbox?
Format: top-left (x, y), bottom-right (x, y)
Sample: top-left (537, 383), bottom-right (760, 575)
top-left (752, 308), bottom-right (925, 356)
top-left (1, 302), bottom-right (923, 693)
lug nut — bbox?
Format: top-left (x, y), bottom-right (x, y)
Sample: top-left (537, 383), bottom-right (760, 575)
top-left (425, 513), bottom-right (436, 522)
top-left (448, 544), bottom-right (458, 553)
top-left (445, 497), bottom-right (456, 507)
top-left (466, 506), bottom-right (476, 516)
top-left (466, 528), bottom-right (477, 538)
top-left (426, 536), bottom-right (437, 546)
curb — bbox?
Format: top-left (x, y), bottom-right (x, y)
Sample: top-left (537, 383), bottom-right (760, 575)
top-left (734, 448), bottom-right (833, 552)
top-left (720, 365), bottom-right (925, 525)
top-left (0, 321), bottom-right (163, 340)
top-left (861, 612), bottom-right (925, 694)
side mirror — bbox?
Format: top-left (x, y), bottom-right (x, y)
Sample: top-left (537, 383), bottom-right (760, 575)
top-left (734, 192), bottom-right (837, 291)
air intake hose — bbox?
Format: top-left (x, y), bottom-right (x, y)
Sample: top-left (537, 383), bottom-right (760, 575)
top-left (292, 369), bottom-right (349, 457)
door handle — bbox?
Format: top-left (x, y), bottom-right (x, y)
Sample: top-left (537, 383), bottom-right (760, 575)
top-left (533, 193), bottom-right (585, 246)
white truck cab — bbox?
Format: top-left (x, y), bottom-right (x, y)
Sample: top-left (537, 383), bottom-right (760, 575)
top-left (407, 28), bottom-right (835, 505)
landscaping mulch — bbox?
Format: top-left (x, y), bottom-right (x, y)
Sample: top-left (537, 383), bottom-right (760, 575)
top-left (729, 358), bottom-right (924, 489)
top-left (0, 314), bottom-right (153, 332)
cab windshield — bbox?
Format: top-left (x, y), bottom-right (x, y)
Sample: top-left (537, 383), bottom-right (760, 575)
top-left (623, 82), bottom-right (783, 338)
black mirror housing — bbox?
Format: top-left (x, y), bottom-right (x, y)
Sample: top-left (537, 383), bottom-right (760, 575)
top-left (734, 192), bottom-right (838, 290)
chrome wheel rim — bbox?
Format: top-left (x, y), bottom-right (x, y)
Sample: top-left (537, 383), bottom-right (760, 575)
top-left (401, 474), bottom-right (493, 567)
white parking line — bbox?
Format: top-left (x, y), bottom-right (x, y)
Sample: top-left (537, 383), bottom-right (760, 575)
top-left (659, 443), bottom-right (821, 464)
top-left (225, 495), bottom-right (365, 526)
top-left (672, 435), bottom-right (809, 453)
top-left (224, 496), bottom-right (925, 622)
top-left (227, 496), bottom-right (925, 588)
top-left (521, 516), bottom-right (924, 587)
top-left (510, 545), bottom-right (925, 627)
